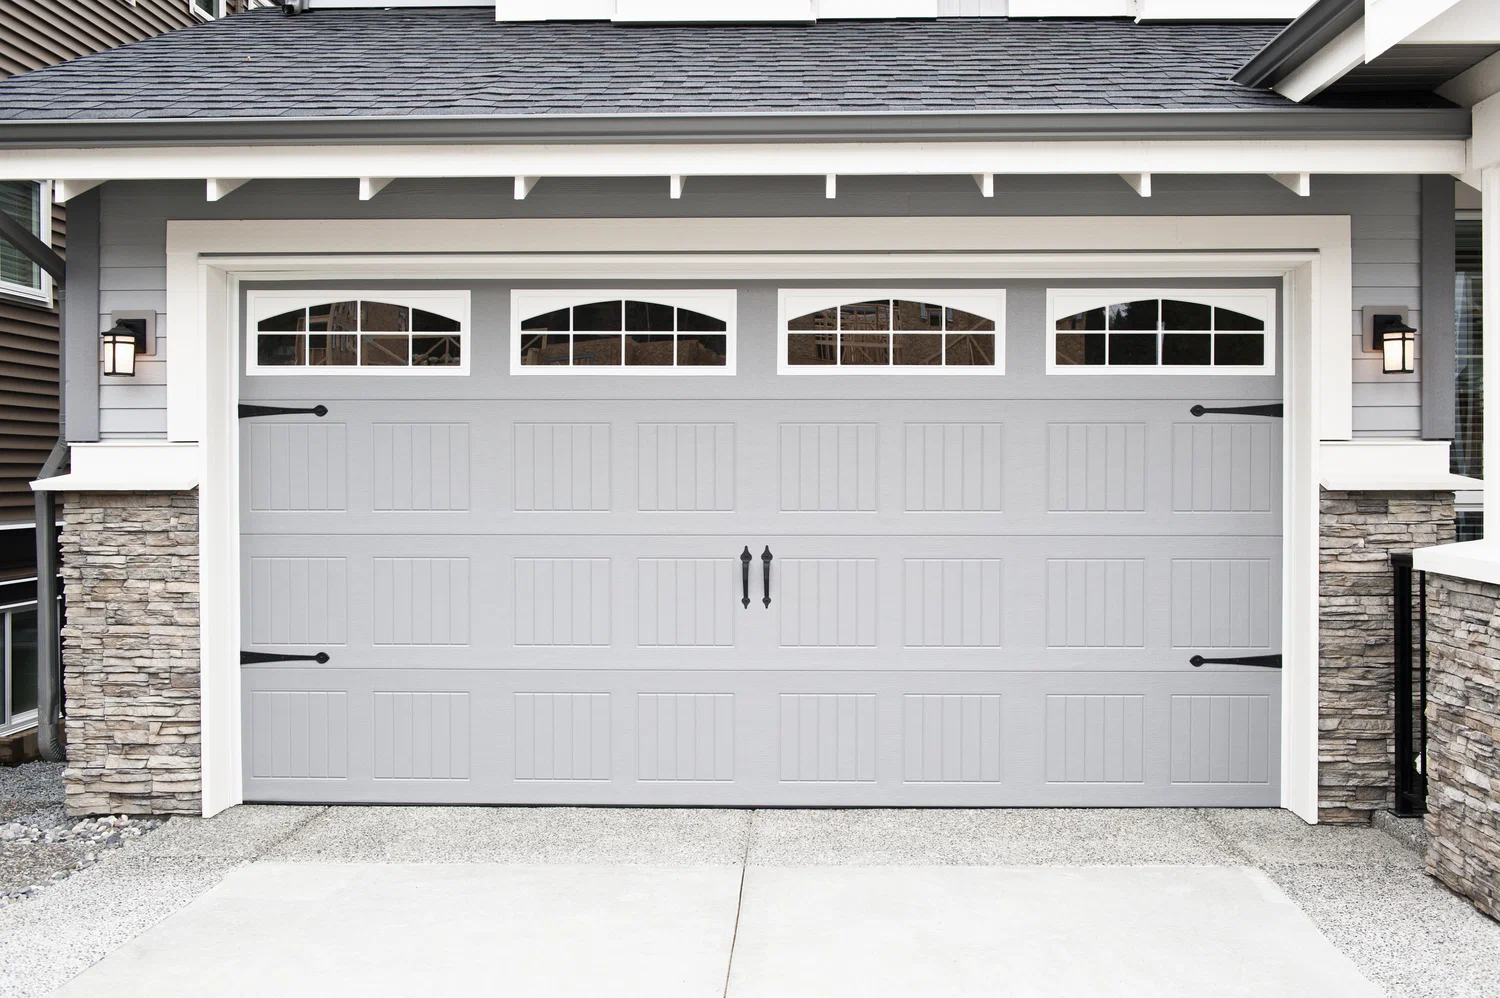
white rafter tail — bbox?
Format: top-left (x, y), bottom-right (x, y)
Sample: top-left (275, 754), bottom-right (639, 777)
top-left (514, 175), bottom-right (540, 200)
top-left (1121, 172), bottom-right (1152, 197)
top-left (205, 178), bottom-right (249, 202)
top-left (1271, 172), bottom-right (1312, 197)
top-left (359, 177), bottom-right (394, 201)
top-left (670, 174), bottom-right (686, 199)
top-left (52, 179), bottom-right (105, 203)
top-left (825, 174), bottom-right (837, 199)
top-left (972, 172), bottom-right (994, 198)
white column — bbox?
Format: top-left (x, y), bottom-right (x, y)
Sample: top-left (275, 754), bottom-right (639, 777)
top-left (1487, 167), bottom-right (1500, 525)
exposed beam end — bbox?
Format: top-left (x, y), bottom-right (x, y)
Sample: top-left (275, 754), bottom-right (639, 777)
top-left (514, 175), bottom-right (540, 200)
top-left (670, 174), bottom-right (686, 199)
top-left (359, 177), bottom-right (394, 201)
top-left (972, 172), bottom-right (994, 198)
top-left (206, 178), bottom-right (249, 202)
top-left (1120, 172), bottom-right (1152, 197)
top-left (1271, 172), bottom-right (1312, 197)
top-left (825, 174), bottom-right (837, 199)
top-left (52, 179), bottom-right (105, 204)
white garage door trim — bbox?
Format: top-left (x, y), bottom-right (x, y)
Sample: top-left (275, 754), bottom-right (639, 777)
top-left (165, 213), bottom-right (1344, 820)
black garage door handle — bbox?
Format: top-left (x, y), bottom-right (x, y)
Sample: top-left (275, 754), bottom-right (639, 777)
top-left (1189, 654), bottom-right (1282, 669)
top-left (1190, 403), bottom-right (1283, 419)
top-left (239, 404), bottom-right (329, 419)
top-left (240, 650), bottom-right (331, 665)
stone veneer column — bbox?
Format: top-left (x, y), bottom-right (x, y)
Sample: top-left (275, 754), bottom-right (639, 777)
top-left (59, 490), bottom-right (201, 816)
top-left (1318, 489), bottom-right (1454, 823)
top-left (1424, 573), bottom-right (1500, 920)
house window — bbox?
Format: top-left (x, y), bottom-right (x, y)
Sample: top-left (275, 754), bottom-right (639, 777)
top-left (247, 291), bottom-right (469, 375)
top-left (192, 0), bottom-right (224, 20)
top-left (511, 290), bottom-right (736, 374)
top-left (1047, 289), bottom-right (1275, 375)
top-left (778, 290), bottom-right (1005, 374)
top-left (0, 602), bottom-right (39, 736)
top-left (0, 181), bottom-right (50, 302)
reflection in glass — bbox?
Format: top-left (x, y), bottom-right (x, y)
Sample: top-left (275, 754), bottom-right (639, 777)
top-left (624, 333), bottom-right (674, 366)
top-left (1214, 307), bottom-right (1265, 331)
top-left (309, 301), bottom-right (358, 332)
top-left (519, 333), bottom-right (571, 366)
top-left (413, 308), bottom-right (461, 333)
top-left (573, 300), bottom-right (623, 332)
top-left (360, 301), bottom-right (410, 332)
top-left (1214, 333), bottom-right (1264, 366)
top-left (893, 301), bottom-right (943, 331)
top-left (9, 608), bottom-right (37, 716)
top-left (1056, 307), bottom-right (1106, 331)
top-left (945, 333), bottom-right (995, 366)
top-left (309, 334), bottom-right (358, 366)
top-left (787, 332), bottom-right (836, 365)
top-left (840, 301), bottom-right (890, 331)
top-left (412, 336), bottom-right (461, 366)
top-left (625, 300), bottom-right (674, 332)
top-left (1056, 332), bottom-right (1105, 365)
top-left (1109, 333), bottom-right (1157, 365)
top-left (1162, 299), bottom-right (1211, 330)
top-left (787, 307), bottom-right (837, 331)
top-left (892, 333), bottom-right (941, 366)
top-left (360, 335), bottom-right (409, 366)
top-left (1107, 300), bottom-right (1158, 331)
top-left (521, 307), bottom-right (571, 332)
top-left (840, 333), bottom-right (890, 365)
top-left (258, 308), bottom-right (306, 332)
top-left (945, 308), bottom-right (996, 332)
top-left (571, 333), bottom-right (623, 366)
top-left (257, 334), bottom-right (305, 366)
top-left (676, 308), bottom-right (727, 333)
top-left (677, 334), bottom-right (728, 366)
top-left (1162, 333), bottom-right (1211, 366)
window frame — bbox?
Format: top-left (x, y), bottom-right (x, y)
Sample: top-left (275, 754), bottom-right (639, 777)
top-left (777, 288), bottom-right (1006, 376)
top-left (245, 289), bottom-right (471, 376)
top-left (510, 289), bottom-right (737, 376)
top-left (1045, 287), bottom-right (1277, 376)
top-left (0, 599), bottom-right (41, 737)
top-left (191, 0), bottom-right (224, 21)
top-left (0, 180), bottom-right (53, 306)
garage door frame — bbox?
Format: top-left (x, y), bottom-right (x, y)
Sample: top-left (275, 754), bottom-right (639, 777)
top-left (166, 213), bottom-right (1349, 820)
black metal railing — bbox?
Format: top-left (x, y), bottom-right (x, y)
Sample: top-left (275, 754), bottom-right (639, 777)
top-left (1390, 552), bottom-right (1427, 817)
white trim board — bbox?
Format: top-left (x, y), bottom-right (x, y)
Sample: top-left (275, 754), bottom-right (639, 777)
top-left (160, 213), bottom-right (1347, 822)
top-left (0, 139), bottom-right (1469, 185)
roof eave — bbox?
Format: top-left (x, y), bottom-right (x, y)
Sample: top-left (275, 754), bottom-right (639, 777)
top-left (1233, 0), bottom-right (1364, 89)
top-left (0, 106), bottom-right (1472, 149)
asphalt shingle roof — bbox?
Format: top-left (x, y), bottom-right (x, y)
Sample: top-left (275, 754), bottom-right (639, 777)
top-left (0, 8), bottom-right (1316, 122)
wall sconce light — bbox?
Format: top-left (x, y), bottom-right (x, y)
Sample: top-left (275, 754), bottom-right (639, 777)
top-left (1374, 314), bottom-right (1417, 375)
top-left (101, 321), bottom-right (140, 377)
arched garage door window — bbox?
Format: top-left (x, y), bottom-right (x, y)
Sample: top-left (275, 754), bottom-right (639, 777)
top-left (247, 290), bottom-right (470, 375)
top-left (778, 289), bottom-right (1006, 374)
top-left (1047, 289), bottom-right (1276, 375)
top-left (511, 290), bottom-right (736, 374)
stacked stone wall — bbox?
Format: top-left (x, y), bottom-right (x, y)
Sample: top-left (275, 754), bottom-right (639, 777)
top-left (1425, 574), bottom-right (1500, 921)
top-left (59, 490), bottom-right (200, 816)
top-left (1318, 490), bottom-right (1454, 823)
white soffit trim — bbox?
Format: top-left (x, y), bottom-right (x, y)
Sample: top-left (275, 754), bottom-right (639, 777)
top-left (31, 442), bottom-right (200, 492)
top-left (1272, 172), bottom-right (1312, 196)
top-left (1120, 172), bottom-right (1151, 197)
top-left (1437, 48), bottom-right (1500, 108)
top-left (358, 177), bottom-right (392, 200)
top-left (1319, 439), bottom-right (1477, 490)
top-left (972, 173), bottom-right (994, 197)
top-left (1275, 19), bottom-right (1365, 102)
top-left (205, 178), bottom-right (248, 202)
top-left (514, 175), bottom-right (540, 199)
top-left (4, 139), bottom-right (1468, 184)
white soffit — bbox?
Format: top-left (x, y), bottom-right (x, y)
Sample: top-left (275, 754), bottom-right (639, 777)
top-left (482, 0), bottom-right (1310, 21)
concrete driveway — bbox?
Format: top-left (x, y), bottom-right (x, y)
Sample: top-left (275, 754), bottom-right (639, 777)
top-left (3, 806), bottom-right (1499, 997)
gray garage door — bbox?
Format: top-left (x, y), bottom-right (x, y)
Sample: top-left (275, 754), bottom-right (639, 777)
top-left (239, 282), bottom-right (1282, 806)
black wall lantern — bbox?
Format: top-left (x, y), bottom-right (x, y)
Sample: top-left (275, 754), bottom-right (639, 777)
top-left (101, 320), bottom-right (142, 377)
top-left (1374, 313), bottom-right (1417, 375)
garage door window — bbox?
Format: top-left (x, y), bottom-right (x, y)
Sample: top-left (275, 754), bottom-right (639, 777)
top-left (1047, 289), bottom-right (1275, 375)
top-left (511, 290), bottom-right (736, 374)
top-left (247, 291), bottom-right (470, 375)
top-left (779, 290), bottom-right (1005, 374)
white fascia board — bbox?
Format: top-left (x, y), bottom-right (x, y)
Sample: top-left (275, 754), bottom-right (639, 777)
top-left (616, 0), bottom-right (814, 20)
top-left (816, 1), bottom-right (940, 17)
top-left (31, 441), bottom-right (200, 492)
top-left (1319, 439), bottom-right (1477, 490)
top-left (1137, 0), bottom-right (1313, 18)
top-left (0, 138), bottom-right (1468, 183)
top-left (1364, 0), bottom-right (1464, 60)
top-left (1009, 0), bottom-right (1133, 14)
top-left (1414, 539), bottom-right (1500, 587)
top-left (495, 0), bottom-right (610, 19)
top-left (1274, 19), bottom-right (1365, 102)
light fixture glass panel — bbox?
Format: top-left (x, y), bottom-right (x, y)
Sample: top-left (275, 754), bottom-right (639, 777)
top-left (102, 331), bottom-right (137, 376)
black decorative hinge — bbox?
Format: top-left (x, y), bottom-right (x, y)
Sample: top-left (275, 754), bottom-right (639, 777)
top-left (240, 650), bottom-right (331, 665)
top-left (1190, 403), bottom-right (1283, 419)
top-left (238, 404), bottom-right (329, 419)
top-left (1189, 654), bottom-right (1282, 669)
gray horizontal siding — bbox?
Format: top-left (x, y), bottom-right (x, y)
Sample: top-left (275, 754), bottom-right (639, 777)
top-left (0, 0), bottom-right (195, 80)
top-left (94, 173), bottom-right (1425, 440)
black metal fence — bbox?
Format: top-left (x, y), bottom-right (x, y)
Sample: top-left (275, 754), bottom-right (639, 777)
top-left (1390, 552), bottom-right (1427, 817)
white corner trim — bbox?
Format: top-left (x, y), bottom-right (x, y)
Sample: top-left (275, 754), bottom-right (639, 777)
top-left (30, 441), bottom-right (200, 492)
top-left (1414, 539), bottom-right (1500, 587)
top-left (1318, 439), bottom-right (1476, 491)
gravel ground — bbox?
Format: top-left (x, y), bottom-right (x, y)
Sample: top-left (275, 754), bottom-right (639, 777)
top-left (0, 763), bottom-right (163, 907)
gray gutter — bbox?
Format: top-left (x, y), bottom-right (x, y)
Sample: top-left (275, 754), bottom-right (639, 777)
top-left (0, 106), bottom-right (1472, 149)
top-left (1233, 0), bottom-right (1364, 89)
